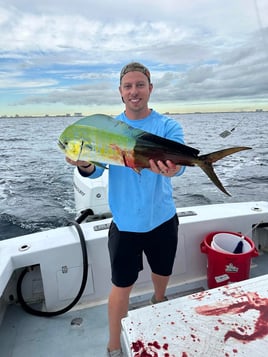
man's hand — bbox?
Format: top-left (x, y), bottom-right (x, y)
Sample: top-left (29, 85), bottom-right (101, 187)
top-left (65, 157), bottom-right (94, 173)
top-left (149, 159), bottom-right (181, 177)
top-left (65, 157), bottom-right (89, 167)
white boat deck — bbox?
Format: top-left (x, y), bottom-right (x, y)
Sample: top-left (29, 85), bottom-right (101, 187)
top-left (0, 252), bottom-right (268, 357)
top-left (0, 302), bottom-right (108, 357)
top-left (1, 201), bottom-right (268, 356)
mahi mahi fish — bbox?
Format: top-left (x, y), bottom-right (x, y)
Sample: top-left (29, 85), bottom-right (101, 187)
top-left (58, 114), bottom-right (251, 196)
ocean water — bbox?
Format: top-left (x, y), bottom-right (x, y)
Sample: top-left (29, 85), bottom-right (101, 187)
top-left (0, 112), bottom-right (267, 240)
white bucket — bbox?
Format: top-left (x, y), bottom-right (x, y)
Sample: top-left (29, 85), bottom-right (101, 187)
top-left (211, 233), bottom-right (251, 254)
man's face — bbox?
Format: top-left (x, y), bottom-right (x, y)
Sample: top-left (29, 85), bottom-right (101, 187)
top-left (119, 71), bottom-right (153, 115)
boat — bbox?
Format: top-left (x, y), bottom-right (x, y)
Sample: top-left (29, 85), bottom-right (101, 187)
top-left (0, 169), bottom-right (268, 356)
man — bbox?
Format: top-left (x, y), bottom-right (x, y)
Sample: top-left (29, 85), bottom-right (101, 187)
top-left (66, 62), bottom-right (185, 356)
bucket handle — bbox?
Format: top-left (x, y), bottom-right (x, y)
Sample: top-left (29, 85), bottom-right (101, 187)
top-left (251, 247), bottom-right (259, 257)
top-left (200, 241), bottom-right (207, 254)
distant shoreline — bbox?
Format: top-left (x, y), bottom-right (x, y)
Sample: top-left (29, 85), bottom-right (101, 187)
top-left (0, 109), bottom-right (266, 119)
top-left (0, 113), bottom-right (83, 119)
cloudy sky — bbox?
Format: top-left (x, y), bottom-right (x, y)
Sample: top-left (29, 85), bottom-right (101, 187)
top-left (1, 0), bottom-right (268, 116)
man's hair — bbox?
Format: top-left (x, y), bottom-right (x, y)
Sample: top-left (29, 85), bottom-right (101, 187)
top-left (120, 62), bottom-right (151, 83)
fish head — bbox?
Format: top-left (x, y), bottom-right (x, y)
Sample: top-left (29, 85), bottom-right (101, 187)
top-left (58, 125), bottom-right (93, 161)
top-left (58, 138), bottom-right (83, 161)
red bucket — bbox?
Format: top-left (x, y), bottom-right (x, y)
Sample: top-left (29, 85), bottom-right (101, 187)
top-left (201, 231), bottom-right (258, 289)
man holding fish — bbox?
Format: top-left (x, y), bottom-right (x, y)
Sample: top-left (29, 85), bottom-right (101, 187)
top-left (65, 62), bottom-right (185, 356)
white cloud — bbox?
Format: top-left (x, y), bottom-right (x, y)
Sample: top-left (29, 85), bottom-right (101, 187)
top-left (0, 0), bottom-right (268, 113)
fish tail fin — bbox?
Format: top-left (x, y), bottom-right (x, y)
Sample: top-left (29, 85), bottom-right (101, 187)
top-left (199, 146), bottom-right (251, 164)
top-left (198, 162), bottom-right (231, 196)
top-left (198, 146), bottom-right (251, 196)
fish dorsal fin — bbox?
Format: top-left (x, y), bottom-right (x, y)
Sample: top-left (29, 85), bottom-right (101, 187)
top-left (138, 133), bottom-right (200, 156)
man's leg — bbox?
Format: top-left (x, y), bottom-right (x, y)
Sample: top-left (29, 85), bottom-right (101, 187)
top-left (107, 284), bottom-right (133, 352)
top-left (146, 216), bottom-right (179, 303)
top-left (151, 272), bottom-right (170, 302)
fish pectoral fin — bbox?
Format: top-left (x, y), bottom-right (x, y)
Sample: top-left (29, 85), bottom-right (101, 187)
top-left (110, 145), bottom-right (130, 167)
top-left (91, 161), bottom-right (108, 169)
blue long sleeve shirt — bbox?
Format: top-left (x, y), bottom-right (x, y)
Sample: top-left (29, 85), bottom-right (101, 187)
top-left (88, 110), bottom-right (185, 232)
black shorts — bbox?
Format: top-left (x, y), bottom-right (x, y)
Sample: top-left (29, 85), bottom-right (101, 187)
top-left (108, 214), bottom-right (179, 287)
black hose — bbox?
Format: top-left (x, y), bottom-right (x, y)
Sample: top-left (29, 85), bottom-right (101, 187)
top-left (16, 220), bottom-right (89, 317)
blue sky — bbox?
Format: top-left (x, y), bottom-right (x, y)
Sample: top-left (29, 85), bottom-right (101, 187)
top-left (0, 0), bottom-right (268, 116)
